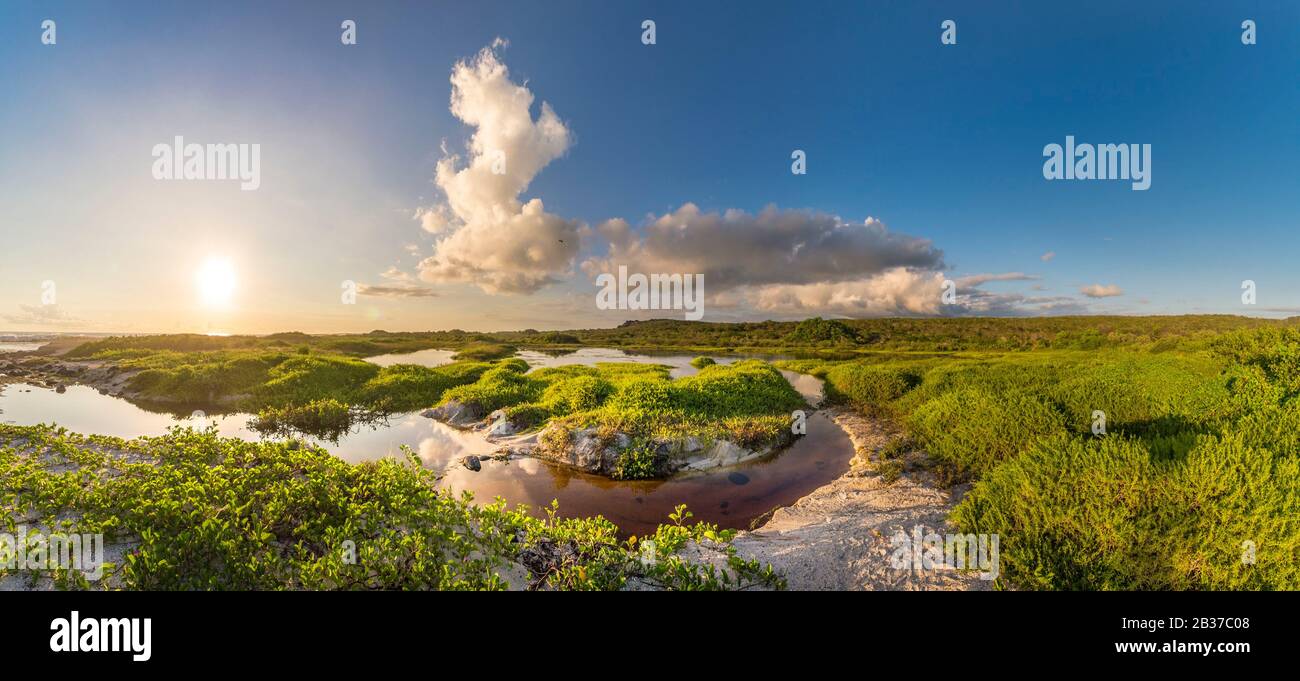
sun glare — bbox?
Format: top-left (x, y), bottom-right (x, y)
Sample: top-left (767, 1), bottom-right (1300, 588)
top-left (196, 257), bottom-right (237, 307)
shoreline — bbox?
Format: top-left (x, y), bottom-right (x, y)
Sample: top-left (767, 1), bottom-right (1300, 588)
top-left (717, 405), bottom-right (993, 591)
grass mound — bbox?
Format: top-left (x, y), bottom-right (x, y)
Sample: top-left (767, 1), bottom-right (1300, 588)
top-left (439, 360), bottom-right (806, 473)
top-left (451, 343), bottom-right (517, 361)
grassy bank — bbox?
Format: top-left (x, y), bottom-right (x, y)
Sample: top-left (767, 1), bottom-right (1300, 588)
top-left (439, 359), bottom-right (806, 478)
top-left (777, 328), bottom-right (1300, 589)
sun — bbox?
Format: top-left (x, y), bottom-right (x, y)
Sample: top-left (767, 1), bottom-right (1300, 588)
top-left (196, 257), bottom-right (237, 307)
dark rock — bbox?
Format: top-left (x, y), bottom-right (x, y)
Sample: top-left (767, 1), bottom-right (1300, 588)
top-left (462, 455), bottom-right (482, 472)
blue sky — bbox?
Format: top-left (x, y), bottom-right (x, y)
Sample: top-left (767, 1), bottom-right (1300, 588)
top-left (1, 1), bottom-right (1297, 333)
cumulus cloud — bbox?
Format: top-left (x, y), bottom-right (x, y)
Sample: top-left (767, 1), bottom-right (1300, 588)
top-left (581, 204), bottom-right (944, 292)
top-left (1080, 283), bottom-right (1123, 298)
top-left (414, 40), bottom-right (580, 294)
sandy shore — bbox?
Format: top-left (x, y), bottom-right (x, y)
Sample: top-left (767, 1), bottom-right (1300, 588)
top-left (709, 406), bottom-right (993, 590)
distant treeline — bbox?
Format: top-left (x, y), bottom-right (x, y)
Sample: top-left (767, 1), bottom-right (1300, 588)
top-left (61, 315), bottom-right (1298, 358)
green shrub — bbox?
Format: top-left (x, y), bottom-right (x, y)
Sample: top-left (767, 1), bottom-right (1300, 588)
top-left (908, 387), bottom-right (1064, 482)
top-left (785, 317), bottom-right (860, 345)
top-left (953, 433), bottom-right (1300, 590)
top-left (355, 362), bottom-right (491, 412)
top-left (612, 439), bottom-right (666, 480)
top-left (452, 343), bottom-right (517, 361)
top-left (254, 355), bottom-right (380, 407)
top-left (823, 363), bottom-right (921, 405)
top-left (249, 398), bottom-right (360, 440)
top-left (0, 424), bottom-right (783, 591)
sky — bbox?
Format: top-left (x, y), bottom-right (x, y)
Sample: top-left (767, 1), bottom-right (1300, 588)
top-left (1, 1), bottom-right (1298, 334)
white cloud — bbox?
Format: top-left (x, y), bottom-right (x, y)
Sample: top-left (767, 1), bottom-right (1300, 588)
top-left (955, 272), bottom-right (1038, 287)
top-left (581, 204), bottom-right (944, 292)
top-left (736, 269), bottom-right (1078, 317)
top-left (1041, 251), bottom-right (1056, 262)
top-left (415, 41), bottom-right (579, 294)
top-left (1080, 283), bottom-right (1124, 298)
top-left (745, 268), bottom-right (949, 315)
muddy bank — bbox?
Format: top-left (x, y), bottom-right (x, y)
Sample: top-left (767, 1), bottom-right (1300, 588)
top-left (0, 355), bottom-right (140, 399)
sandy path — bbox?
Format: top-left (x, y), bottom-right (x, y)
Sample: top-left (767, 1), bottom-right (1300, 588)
top-left (723, 407), bottom-right (993, 590)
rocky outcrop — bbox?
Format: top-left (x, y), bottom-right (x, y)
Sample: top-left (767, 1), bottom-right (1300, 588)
top-left (523, 421), bottom-right (787, 477)
top-left (420, 400), bottom-right (482, 427)
top-left (528, 425), bottom-right (630, 476)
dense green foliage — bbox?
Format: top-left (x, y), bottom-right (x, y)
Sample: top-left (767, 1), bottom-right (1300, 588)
top-left (785, 317), bottom-right (861, 345)
top-left (248, 399), bottom-right (371, 441)
top-left (442, 359), bottom-right (805, 450)
top-left (0, 424), bottom-right (783, 590)
top-left (779, 329), bottom-right (1300, 589)
top-left (355, 362), bottom-right (492, 412)
top-left (60, 315), bottom-right (1295, 365)
top-left (83, 347), bottom-right (490, 420)
top-left (451, 343), bottom-right (517, 361)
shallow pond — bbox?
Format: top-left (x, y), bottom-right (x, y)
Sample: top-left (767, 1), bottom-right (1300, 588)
top-left (366, 346), bottom-right (785, 379)
top-left (0, 349), bottom-right (853, 536)
top-left (0, 342), bottom-right (44, 354)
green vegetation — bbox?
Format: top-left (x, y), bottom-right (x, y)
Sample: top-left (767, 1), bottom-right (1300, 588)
top-left (690, 356), bottom-right (716, 368)
top-left (63, 315), bottom-right (1296, 367)
top-left (777, 328), bottom-right (1300, 589)
top-left (355, 362), bottom-right (493, 412)
top-left (69, 341), bottom-right (497, 439)
top-left (442, 359), bottom-right (805, 454)
top-left (786, 317), bottom-right (861, 345)
top-left (611, 438), bottom-right (665, 481)
top-left (44, 315), bottom-right (1300, 589)
top-left (0, 424), bottom-right (783, 590)
top-left (248, 399), bottom-right (378, 442)
top-left (524, 331), bottom-right (581, 345)
top-left (451, 343), bottom-right (517, 361)
top-left (502, 315), bottom-right (1291, 354)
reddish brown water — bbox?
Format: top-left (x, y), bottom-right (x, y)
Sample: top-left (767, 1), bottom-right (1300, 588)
top-left (436, 409), bottom-right (852, 536)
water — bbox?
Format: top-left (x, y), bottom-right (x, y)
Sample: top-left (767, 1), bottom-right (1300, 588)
top-left (370, 346), bottom-right (787, 379)
top-left (364, 348), bottom-right (458, 367)
top-left (0, 349), bottom-right (852, 535)
top-left (0, 342), bottom-right (45, 354)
